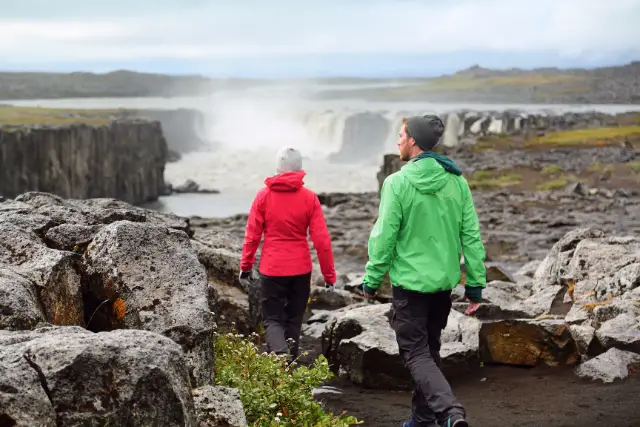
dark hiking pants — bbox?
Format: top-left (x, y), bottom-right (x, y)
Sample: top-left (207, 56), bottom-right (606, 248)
top-left (260, 272), bottom-right (311, 360)
top-left (391, 286), bottom-right (466, 425)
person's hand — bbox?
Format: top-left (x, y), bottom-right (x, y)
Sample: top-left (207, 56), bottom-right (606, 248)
top-left (324, 282), bottom-right (335, 292)
top-left (362, 284), bottom-right (376, 299)
top-left (463, 285), bottom-right (482, 316)
top-left (238, 270), bottom-right (253, 286)
top-left (463, 298), bottom-right (481, 316)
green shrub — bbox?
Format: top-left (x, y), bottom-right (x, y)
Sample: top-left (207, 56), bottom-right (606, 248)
top-left (541, 165), bottom-right (563, 175)
top-left (214, 332), bottom-right (362, 427)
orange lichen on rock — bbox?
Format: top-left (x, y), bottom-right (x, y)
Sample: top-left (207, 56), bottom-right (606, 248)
top-left (113, 298), bottom-right (127, 322)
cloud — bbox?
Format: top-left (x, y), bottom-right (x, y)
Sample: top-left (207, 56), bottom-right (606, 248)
top-left (1, 0), bottom-right (638, 68)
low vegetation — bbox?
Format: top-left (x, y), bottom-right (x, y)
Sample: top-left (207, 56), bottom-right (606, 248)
top-left (467, 169), bottom-right (523, 190)
top-left (214, 332), bottom-right (362, 427)
top-left (529, 126), bottom-right (640, 147)
top-left (0, 106), bottom-right (127, 126)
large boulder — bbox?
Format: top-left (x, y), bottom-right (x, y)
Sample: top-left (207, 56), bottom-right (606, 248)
top-left (321, 303), bottom-right (480, 389)
top-left (0, 267), bottom-right (46, 330)
top-left (84, 221), bottom-right (216, 385)
top-left (0, 326), bottom-right (196, 427)
top-left (479, 318), bottom-right (579, 367)
top-left (0, 221), bottom-right (84, 327)
top-left (575, 348), bottom-right (640, 383)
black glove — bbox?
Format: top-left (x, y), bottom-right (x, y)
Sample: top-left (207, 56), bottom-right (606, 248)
top-left (238, 270), bottom-right (253, 283)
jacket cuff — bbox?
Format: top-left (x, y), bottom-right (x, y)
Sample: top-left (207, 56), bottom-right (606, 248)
top-left (464, 285), bottom-right (483, 303)
top-left (363, 284), bottom-right (377, 295)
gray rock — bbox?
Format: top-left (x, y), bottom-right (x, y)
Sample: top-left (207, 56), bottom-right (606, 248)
top-left (569, 324), bottom-right (596, 354)
top-left (309, 287), bottom-right (356, 310)
top-left (533, 228), bottom-right (605, 293)
top-left (486, 263), bottom-right (516, 283)
top-left (516, 260), bottom-right (542, 278)
top-left (85, 221), bottom-right (216, 385)
top-left (43, 223), bottom-right (102, 251)
top-left (595, 313), bottom-right (640, 353)
top-left (0, 267), bottom-right (46, 330)
top-left (0, 326), bottom-right (196, 426)
top-left (575, 348), bottom-right (640, 383)
top-left (321, 303), bottom-right (480, 389)
top-left (0, 221), bottom-right (84, 327)
top-left (192, 386), bottom-right (247, 427)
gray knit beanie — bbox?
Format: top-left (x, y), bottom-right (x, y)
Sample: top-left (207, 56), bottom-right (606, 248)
top-left (405, 114), bottom-right (445, 151)
top-left (275, 146), bottom-right (303, 173)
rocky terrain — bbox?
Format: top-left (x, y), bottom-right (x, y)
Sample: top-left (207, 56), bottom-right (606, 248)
top-left (1, 181), bottom-right (639, 425)
top-left (0, 191), bottom-right (250, 426)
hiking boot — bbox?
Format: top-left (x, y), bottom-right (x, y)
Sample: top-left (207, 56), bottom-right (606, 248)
top-left (403, 417), bottom-right (438, 427)
top-left (440, 414), bottom-right (468, 427)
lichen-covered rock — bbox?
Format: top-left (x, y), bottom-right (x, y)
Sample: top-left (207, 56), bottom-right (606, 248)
top-left (192, 386), bottom-right (247, 427)
top-left (0, 267), bottom-right (46, 330)
top-left (575, 348), bottom-right (640, 383)
top-left (85, 220), bottom-right (216, 385)
top-left (479, 318), bottom-right (579, 367)
top-left (0, 221), bottom-right (84, 327)
top-left (0, 326), bottom-right (196, 427)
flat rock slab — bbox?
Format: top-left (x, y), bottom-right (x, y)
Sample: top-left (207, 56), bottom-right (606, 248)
top-left (575, 348), bottom-right (640, 383)
top-left (0, 326), bottom-right (196, 427)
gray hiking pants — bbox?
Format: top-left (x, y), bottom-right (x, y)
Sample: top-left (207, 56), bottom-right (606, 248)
top-left (391, 286), bottom-right (466, 425)
top-left (260, 272), bottom-right (311, 360)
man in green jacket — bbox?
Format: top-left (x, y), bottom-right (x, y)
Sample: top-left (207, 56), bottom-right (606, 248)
top-left (362, 115), bottom-right (486, 427)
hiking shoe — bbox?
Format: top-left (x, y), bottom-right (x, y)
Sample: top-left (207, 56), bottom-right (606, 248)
top-left (403, 417), bottom-right (438, 427)
top-left (440, 414), bottom-right (468, 427)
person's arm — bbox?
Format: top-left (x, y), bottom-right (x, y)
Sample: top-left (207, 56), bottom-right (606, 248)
top-left (309, 195), bottom-right (337, 285)
top-left (240, 190), bottom-right (266, 272)
top-left (460, 182), bottom-right (487, 303)
top-left (362, 177), bottom-right (402, 293)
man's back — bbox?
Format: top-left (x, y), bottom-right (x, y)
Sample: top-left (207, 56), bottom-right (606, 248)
top-left (365, 157), bottom-right (486, 294)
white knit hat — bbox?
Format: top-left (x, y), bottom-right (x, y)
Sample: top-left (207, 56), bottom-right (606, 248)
top-left (275, 146), bottom-right (303, 174)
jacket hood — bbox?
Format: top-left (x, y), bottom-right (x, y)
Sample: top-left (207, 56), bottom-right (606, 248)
top-left (401, 158), bottom-right (451, 194)
top-left (265, 170), bottom-right (306, 192)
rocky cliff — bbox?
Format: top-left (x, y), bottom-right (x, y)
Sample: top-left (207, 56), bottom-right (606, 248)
top-left (0, 121), bottom-right (168, 205)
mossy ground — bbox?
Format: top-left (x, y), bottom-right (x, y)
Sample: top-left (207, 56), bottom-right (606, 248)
top-left (466, 160), bottom-right (640, 192)
top-left (473, 120), bottom-right (640, 151)
top-left (0, 106), bottom-right (133, 127)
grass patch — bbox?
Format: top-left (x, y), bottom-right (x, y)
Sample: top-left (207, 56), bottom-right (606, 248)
top-left (527, 126), bottom-right (640, 147)
top-left (541, 165), bottom-right (563, 175)
top-left (467, 170), bottom-right (523, 190)
top-left (214, 332), bottom-right (362, 427)
top-left (629, 161), bottom-right (640, 174)
top-left (421, 73), bottom-right (588, 92)
top-left (0, 106), bottom-right (131, 126)
top-left (536, 178), bottom-right (568, 191)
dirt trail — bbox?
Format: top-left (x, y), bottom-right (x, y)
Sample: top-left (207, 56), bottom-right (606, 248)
top-left (320, 365), bottom-right (640, 427)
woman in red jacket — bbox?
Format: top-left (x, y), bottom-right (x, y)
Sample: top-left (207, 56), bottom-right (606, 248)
top-left (239, 146), bottom-right (337, 361)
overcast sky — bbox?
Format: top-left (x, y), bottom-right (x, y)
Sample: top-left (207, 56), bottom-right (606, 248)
top-left (1, 0), bottom-right (639, 77)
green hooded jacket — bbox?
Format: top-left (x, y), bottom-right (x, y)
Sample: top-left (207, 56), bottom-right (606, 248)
top-left (362, 156), bottom-right (486, 294)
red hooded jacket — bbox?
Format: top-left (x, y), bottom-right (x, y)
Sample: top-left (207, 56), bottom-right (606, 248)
top-left (240, 170), bottom-right (337, 284)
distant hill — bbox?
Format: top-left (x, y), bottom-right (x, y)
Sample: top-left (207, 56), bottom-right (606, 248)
top-left (317, 61), bottom-right (640, 104)
top-left (1, 62), bottom-right (639, 104)
top-left (0, 70), bottom-right (268, 100)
